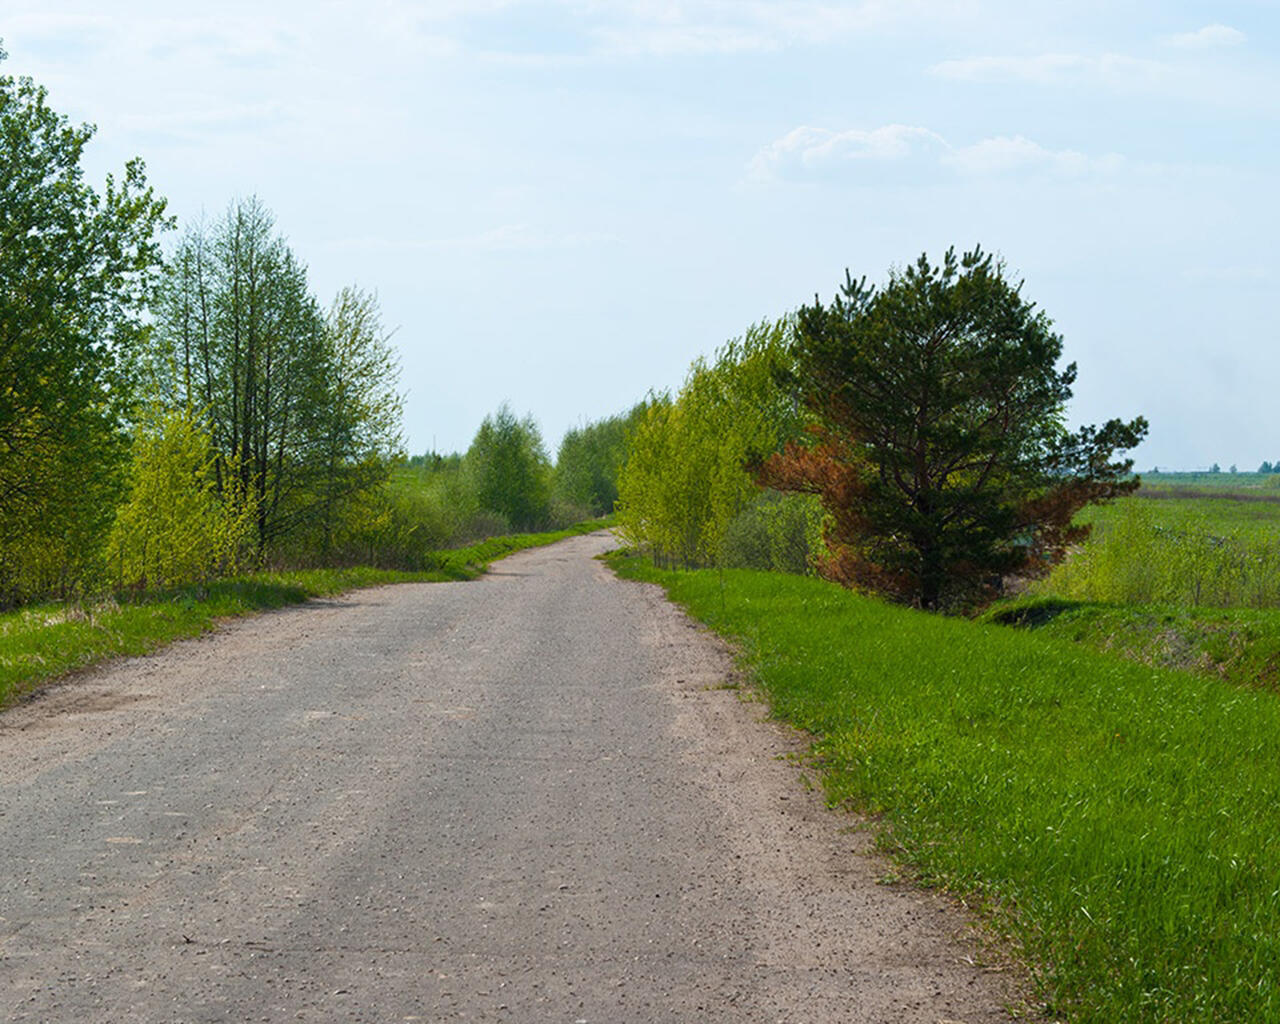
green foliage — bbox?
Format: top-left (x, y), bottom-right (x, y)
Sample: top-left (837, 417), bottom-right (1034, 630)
top-left (106, 409), bottom-right (255, 590)
top-left (307, 286), bottom-right (405, 556)
top-left (609, 553), bottom-right (1280, 1023)
top-left (718, 490), bottom-right (825, 574)
top-left (147, 199), bottom-right (402, 560)
top-left (1034, 497), bottom-right (1280, 608)
top-left (0, 50), bottom-right (170, 605)
top-left (764, 247), bottom-right (1146, 609)
top-left (616, 319), bottom-right (802, 568)
top-left (465, 403), bottom-right (552, 531)
top-left (295, 461), bottom-right (491, 569)
top-left (553, 405), bottom-right (645, 517)
top-left (988, 598), bottom-right (1280, 694)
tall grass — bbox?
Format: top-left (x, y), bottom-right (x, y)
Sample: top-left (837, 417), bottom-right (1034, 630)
top-left (609, 553), bottom-right (1280, 1022)
top-left (1038, 498), bottom-right (1280, 607)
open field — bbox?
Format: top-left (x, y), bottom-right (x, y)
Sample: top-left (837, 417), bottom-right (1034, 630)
top-left (1004, 482), bottom-right (1280, 691)
top-left (0, 520), bottom-right (607, 709)
top-left (1138, 470), bottom-right (1280, 493)
top-left (1033, 490), bottom-right (1280, 608)
top-left (608, 550), bottom-right (1280, 1023)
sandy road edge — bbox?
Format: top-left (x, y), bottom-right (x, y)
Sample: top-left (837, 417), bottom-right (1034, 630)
top-left (597, 552), bottom-right (1042, 1022)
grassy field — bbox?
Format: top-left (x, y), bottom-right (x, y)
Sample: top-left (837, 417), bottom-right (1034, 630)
top-left (1034, 491), bottom-right (1280, 608)
top-left (608, 550), bottom-right (1280, 1023)
top-left (1139, 470), bottom-right (1280, 493)
top-left (0, 519), bottom-right (607, 708)
top-left (988, 598), bottom-right (1280, 693)
top-left (1008, 482), bottom-right (1280, 687)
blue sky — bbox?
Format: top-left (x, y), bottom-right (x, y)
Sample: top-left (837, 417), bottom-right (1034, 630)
top-left (5, 1), bottom-right (1278, 468)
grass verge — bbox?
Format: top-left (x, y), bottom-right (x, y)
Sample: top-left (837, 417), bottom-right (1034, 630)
top-left (987, 596), bottom-right (1280, 693)
top-left (0, 519), bottom-right (608, 708)
top-left (607, 550), bottom-right (1280, 1023)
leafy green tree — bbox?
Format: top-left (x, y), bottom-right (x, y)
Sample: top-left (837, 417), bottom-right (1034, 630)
top-left (758, 247), bottom-right (1147, 609)
top-left (148, 200), bottom-right (401, 560)
top-left (554, 405), bottom-right (645, 517)
top-left (107, 409), bottom-right (255, 590)
top-left (309, 286), bottom-right (404, 556)
top-left (617, 319), bottom-right (802, 567)
top-left (466, 404), bottom-right (552, 531)
top-left (0, 45), bottom-right (171, 604)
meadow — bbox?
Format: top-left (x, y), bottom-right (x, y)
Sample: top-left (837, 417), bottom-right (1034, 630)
top-left (1033, 485), bottom-right (1280, 609)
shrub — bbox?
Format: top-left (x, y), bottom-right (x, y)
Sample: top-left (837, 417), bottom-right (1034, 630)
top-left (106, 410), bottom-right (254, 590)
top-left (719, 491), bottom-right (824, 574)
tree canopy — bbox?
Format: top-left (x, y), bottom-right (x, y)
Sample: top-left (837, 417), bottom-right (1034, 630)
top-left (553, 406), bottom-right (645, 518)
top-left (0, 46), bottom-right (171, 603)
top-left (146, 199), bottom-right (402, 559)
top-left (757, 247), bottom-right (1147, 609)
top-left (466, 404), bottom-right (552, 532)
top-left (617, 319), bottom-right (806, 568)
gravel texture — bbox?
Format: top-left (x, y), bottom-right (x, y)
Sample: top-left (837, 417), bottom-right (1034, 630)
top-left (0, 531), bottom-right (1020, 1022)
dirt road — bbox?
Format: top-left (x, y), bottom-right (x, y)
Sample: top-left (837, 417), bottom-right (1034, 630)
top-left (0, 532), bottom-right (1017, 1022)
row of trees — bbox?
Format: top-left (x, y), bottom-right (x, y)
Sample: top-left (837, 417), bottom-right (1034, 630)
top-left (1, 51), bottom-right (403, 603)
top-left (615, 320), bottom-right (822, 573)
top-left (448, 402), bottom-right (641, 536)
top-left (2, 36), bottom-right (633, 604)
top-left (145, 201), bottom-right (402, 563)
top-left (618, 248), bottom-right (1147, 610)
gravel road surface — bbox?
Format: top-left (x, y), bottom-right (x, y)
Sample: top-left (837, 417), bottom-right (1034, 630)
top-left (0, 531), bottom-right (1018, 1022)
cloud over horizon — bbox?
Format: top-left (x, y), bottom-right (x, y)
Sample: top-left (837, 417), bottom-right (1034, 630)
top-left (1163, 24), bottom-right (1246, 50)
top-left (749, 125), bottom-right (1123, 183)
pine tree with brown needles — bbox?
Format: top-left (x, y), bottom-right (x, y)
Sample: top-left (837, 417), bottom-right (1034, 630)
top-left (754, 247), bottom-right (1147, 611)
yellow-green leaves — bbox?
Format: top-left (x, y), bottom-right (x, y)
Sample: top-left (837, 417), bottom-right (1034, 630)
top-left (616, 319), bottom-right (800, 568)
top-left (107, 409), bottom-right (255, 590)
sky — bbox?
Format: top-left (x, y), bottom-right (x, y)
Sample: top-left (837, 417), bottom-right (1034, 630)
top-left (4, 1), bottom-right (1278, 469)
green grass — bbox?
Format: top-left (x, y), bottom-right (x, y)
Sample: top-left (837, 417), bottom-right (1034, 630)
top-left (0, 519), bottom-right (608, 708)
top-left (1079, 492), bottom-right (1280, 540)
top-left (1139, 471), bottom-right (1280, 493)
top-left (608, 550), bottom-right (1280, 1023)
top-left (1038, 496), bottom-right (1280, 608)
top-left (986, 598), bottom-right (1280, 694)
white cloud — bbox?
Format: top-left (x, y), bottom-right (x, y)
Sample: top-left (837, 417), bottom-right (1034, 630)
top-left (591, 23), bottom-right (780, 57)
top-left (931, 52), bottom-right (1170, 88)
top-left (1163, 24), bottom-right (1246, 50)
top-left (750, 125), bottom-right (1124, 183)
top-left (583, 1), bottom-right (988, 56)
top-left (943, 135), bottom-right (1122, 177)
top-left (748, 124), bottom-right (947, 181)
top-left (401, 0), bottom-right (984, 59)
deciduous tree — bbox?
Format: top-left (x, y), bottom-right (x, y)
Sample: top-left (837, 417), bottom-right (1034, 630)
top-left (617, 319), bottom-right (802, 567)
top-left (0, 45), bottom-right (170, 603)
top-left (466, 404), bottom-right (551, 531)
top-left (107, 409), bottom-right (255, 590)
top-left (148, 200), bottom-right (401, 559)
top-left (553, 406), bottom-right (644, 518)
